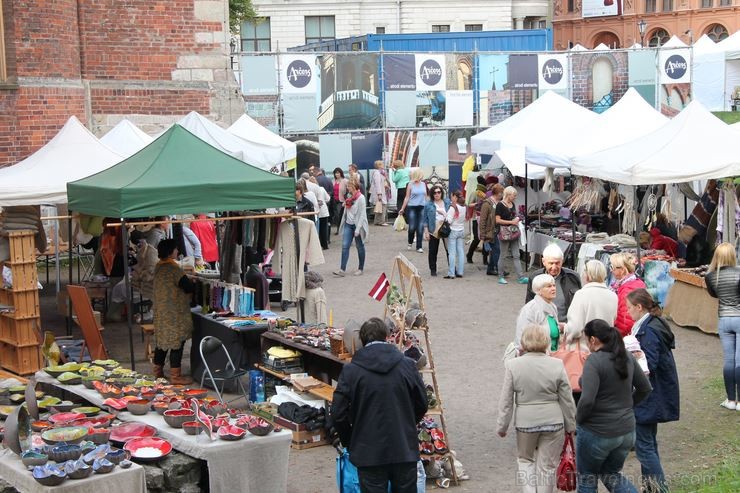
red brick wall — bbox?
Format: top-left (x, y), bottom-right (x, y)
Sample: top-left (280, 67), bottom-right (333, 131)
top-left (77, 0), bottom-right (221, 80)
top-left (91, 88), bottom-right (209, 115)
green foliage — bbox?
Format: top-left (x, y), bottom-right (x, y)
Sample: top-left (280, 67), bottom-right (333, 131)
top-left (712, 111), bottom-right (740, 124)
top-left (229, 0), bottom-right (257, 34)
top-left (671, 455), bottom-right (740, 492)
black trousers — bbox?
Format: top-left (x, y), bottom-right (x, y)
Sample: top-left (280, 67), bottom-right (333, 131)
top-left (467, 219), bottom-right (480, 261)
top-left (319, 216), bottom-right (330, 249)
top-left (153, 340), bottom-right (185, 368)
top-left (428, 235), bottom-right (448, 274)
top-left (358, 462), bottom-right (417, 493)
top-left (396, 188), bottom-right (406, 212)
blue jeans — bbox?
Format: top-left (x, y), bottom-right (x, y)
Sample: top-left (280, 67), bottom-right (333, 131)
top-left (485, 238), bottom-right (500, 274)
top-left (406, 205), bottom-right (424, 249)
top-left (635, 423), bottom-right (667, 493)
top-left (576, 426), bottom-right (638, 493)
top-left (447, 229), bottom-right (465, 277)
top-left (719, 316), bottom-right (740, 401)
top-left (340, 223), bottom-right (365, 272)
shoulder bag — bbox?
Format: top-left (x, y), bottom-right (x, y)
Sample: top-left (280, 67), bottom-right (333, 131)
top-left (498, 224), bottom-right (520, 242)
top-left (551, 339), bottom-right (588, 392)
top-left (436, 221), bottom-right (451, 238)
top-left (556, 433), bottom-right (577, 491)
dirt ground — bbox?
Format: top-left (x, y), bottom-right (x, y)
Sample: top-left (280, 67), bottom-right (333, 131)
top-left (37, 224), bottom-right (738, 492)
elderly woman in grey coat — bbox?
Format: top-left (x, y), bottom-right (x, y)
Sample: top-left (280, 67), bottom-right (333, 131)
top-left (516, 274), bottom-right (561, 354)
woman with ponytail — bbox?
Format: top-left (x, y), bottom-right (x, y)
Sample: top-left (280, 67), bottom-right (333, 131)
top-left (576, 319), bottom-right (652, 493)
top-left (444, 190), bottom-right (466, 279)
top-left (625, 289), bottom-right (679, 493)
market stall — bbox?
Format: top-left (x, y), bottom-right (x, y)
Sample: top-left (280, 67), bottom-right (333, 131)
top-left (664, 268), bottom-right (719, 334)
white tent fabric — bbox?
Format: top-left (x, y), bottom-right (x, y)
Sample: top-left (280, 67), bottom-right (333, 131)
top-left (572, 101), bottom-right (740, 185)
top-left (570, 44), bottom-right (588, 52)
top-left (176, 111), bottom-right (271, 170)
top-left (718, 30), bottom-right (740, 59)
top-left (693, 48), bottom-right (726, 111)
top-left (471, 91), bottom-right (598, 156)
top-left (483, 147), bottom-right (569, 179)
top-left (227, 114), bottom-right (296, 170)
top-left (593, 43), bottom-right (611, 51)
top-left (693, 34), bottom-right (718, 54)
top-left (628, 43), bottom-right (642, 50)
top-left (662, 35), bottom-right (688, 48)
top-left (526, 88), bottom-right (668, 169)
top-left (0, 116), bottom-right (123, 206)
top-left (100, 119), bottom-right (153, 157)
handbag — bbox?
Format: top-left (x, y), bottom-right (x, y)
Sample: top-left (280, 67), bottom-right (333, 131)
top-left (436, 221), bottom-right (451, 238)
top-left (497, 224), bottom-right (520, 242)
top-left (373, 201), bottom-right (383, 214)
top-left (556, 433), bottom-right (577, 491)
top-left (551, 340), bottom-right (588, 392)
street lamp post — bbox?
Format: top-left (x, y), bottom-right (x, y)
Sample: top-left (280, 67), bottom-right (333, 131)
top-left (638, 19), bottom-right (648, 48)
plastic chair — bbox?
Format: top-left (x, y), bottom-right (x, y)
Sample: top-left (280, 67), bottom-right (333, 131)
top-left (199, 336), bottom-right (249, 405)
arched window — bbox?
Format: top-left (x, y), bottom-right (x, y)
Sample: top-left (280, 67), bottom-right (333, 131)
top-left (648, 29), bottom-right (670, 47)
top-left (592, 57), bottom-right (614, 113)
top-left (456, 60), bottom-right (472, 90)
top-left (705, 24), bottom-right (729, 43)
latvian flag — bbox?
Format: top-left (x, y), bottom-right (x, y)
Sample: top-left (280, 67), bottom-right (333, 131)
top-left (368, 273), bottom-right (390, 301)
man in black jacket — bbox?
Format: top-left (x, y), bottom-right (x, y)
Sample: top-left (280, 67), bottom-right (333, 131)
top-left (331, 318), bottom-right (427, 492)
top-left (525, 243), bottom-right (581, 321)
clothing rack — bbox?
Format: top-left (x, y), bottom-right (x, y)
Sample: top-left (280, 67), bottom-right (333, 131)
top-left (188, 274), bottom-right (256, 317)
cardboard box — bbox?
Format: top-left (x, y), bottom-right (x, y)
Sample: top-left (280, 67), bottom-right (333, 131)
top-left (290, 428), bottom-right (328, 450)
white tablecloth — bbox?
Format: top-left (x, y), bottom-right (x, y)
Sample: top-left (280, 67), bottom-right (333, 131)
top-left (0, 448), bottom-right (146, 493)
top-left (34, 372), bottom-right (292, 493)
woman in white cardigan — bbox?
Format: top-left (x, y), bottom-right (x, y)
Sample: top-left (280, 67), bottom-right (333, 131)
top-left (564, 260), bottom-right (618, 351)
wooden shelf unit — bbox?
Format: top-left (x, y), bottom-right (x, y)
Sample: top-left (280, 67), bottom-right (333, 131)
top-left (0, 231), bottom-right (43, 375)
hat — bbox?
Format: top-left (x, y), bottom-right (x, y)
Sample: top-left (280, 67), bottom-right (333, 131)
top-left (485, 176), bottom-right (498, 185)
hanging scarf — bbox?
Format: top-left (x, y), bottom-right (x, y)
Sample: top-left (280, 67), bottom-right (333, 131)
top-left (345, 189), bottom-right (362, 209)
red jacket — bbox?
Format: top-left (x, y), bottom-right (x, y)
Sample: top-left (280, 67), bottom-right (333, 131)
top-left (613, 275), bottom-right (647, 337)
top-left (189, 217), bottom-right (218, 263)
top-left (650, 227), bottom-right (678, 258)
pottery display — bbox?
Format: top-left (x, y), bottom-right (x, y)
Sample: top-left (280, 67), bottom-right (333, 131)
top-left (47, 444), bottom-right (82, 463)
top-left (182, 421), bottom-right (203, 435)
top-left (41, 426), bottom-right (89, 445)
top-left (217, 424), bottom-right (246, 441)
top-left (126, 399), bottom-right (151, 415)
top-left (109, 422), bottom-right (156, 444)
top-left (49, 412), bottom-right (86, 425)
top-left (32, 464), bottom-right (67, 486)
top-left (88, 428), bottom-right (111, 444)
top-left (21, 450), bottom-right (48, 467)
top-left (93, 457), bottom-right (115, 474)
top-left (163, 409), bottom-right (194, 428)
top-left (105, 448), bottom-right (128, 464)
top-left (124, 437), bottom-right (172, 462)
top-left (64, 458), bottom-right (93, 479)
top-left (57, 372), bottom-right (82, 385)
top-left (72, 406), bottom-right (101, 417)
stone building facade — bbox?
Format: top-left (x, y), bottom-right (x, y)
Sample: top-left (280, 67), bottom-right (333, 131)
top-left (553, 0), bottom-right (740, 49)
top-left (0, 0), bottom-right (243, 168)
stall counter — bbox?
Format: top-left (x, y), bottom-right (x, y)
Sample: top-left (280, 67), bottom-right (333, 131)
top-left (664, 269), bottom-right (718, 334)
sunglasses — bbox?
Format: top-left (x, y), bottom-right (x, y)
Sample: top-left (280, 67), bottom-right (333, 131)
top-left (433, 190), bottom-right (442, 194)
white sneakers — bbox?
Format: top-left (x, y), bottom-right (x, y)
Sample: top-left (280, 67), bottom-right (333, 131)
top-left (333, 269), bottom-right (363, 277)
top-left (353, 270), bottom-right (363, 276)
top-left (720, 399), bottom-right (737, 410)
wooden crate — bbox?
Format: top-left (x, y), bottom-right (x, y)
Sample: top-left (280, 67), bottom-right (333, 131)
top-left (0, 316), bottom-right (41, 346)
top-left (0, 341), bottom-right (43, 375)
top-left (669, 269), bottom-right (707, 288)
top-left (7, 231), bottom-right (37, 263)
top-left (0, 288), bottom-right (40, 318)
top-left (3, 261), bottom-right (38, 290)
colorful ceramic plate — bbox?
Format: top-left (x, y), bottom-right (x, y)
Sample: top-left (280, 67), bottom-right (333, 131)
top-left (124, 437), bottom-right (172, 462)
top-left (0, 405), bottom-right (16, 418)
top-left (44, 363), bottom-right (82, 377)
top-left (41, 426), bottom-right (89, 445)
top-left (57, 372), bottom-right (82, 384)
top-left (102, 398), bottom-right (128, 411)
top-left (37, 397), bottom-right (62, 409)
top-left (109, 422), bottom-right (156, 444)
top-left (217, 425), bottom-right (246, 441)
top-left (71, 406), bottom-right (101, 417)
top-left (69, 415), bottom-right (114, 429)
top-left (48, 412), bottom-right (86, 425)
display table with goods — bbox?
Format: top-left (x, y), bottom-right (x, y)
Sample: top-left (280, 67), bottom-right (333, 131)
top-left (26, 360), bottom-right (291, 493)
top-left (260, 326), bottom-right (348, 383)
top-left (664, 267), bottom-right (718, 334)
top-left (525, 228), bottom-right (581, 268)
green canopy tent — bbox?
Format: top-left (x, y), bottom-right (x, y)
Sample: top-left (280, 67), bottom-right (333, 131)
top-left (66, 124), bottom-right (295, 370)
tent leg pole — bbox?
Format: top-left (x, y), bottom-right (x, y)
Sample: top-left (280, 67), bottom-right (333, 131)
top-left (55, 218), bottom-right (60, 295)
top-left (67, 213), bottom-right (73, 336)
top-left (571, 179), bottom-right (576, 270)
top-left (122, 221), bottom-right (136, 371)
top-left (525, 163), bottom-right (529, 265)
top-left (634, 188), bottom-right (642, 272)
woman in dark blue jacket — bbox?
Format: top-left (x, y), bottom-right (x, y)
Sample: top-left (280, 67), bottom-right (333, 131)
top-left (422, 185), bottom-right (450, 277)
top-left (626, 289), bottom-right (679, 493)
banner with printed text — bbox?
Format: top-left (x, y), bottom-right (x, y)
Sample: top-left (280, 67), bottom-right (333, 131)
top-left (280, 54), bottom-right (318, 94)
top-left (538, 54), bottom-right (568, 91)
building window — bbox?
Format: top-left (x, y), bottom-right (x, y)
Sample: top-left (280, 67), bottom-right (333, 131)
top-left (375, 26), bottom-right (385, 34)
top-left (432, 25), bottom-right (450, 33)
top-left (539, 20), bottom-right (547, 29)
top-left (706, 23), bottom-right (729, 42)
top-left (648, 29), bottom-right (670, 47)
top-left (305, 15), bottom-right (335, 44)
top-left (645, 0), bottom-right (656, 12)
top-left (465, 24), bottom-right (483, 31)
top-left (240, 18), bottom-right (271, 52)
top-left (701, 0), bottom-right (713, 7)
top-left (719, 0), bottom-right (731, 5)
top-left (662, 0), bottom-right (673, 11)
top-left (568, 0), bottom-right (574, 12)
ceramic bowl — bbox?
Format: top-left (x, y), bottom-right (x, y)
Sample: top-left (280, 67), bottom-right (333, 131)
top-left (152, 402), bottom-right (169, 415)
top-left (126, 399), bottom-right (151, 416)
top-left (82, 444), bottom-right (111, 465)
top-left (203, 401), bottom-right (227, 417)
top-left (163, 409), bottom-right (194, 429)
top-left (92, 359), bottom-right (120, 371)
top-left (210, 417), bottom-right (230, 432)
top-left (49, 412), bottom-right (86, 425)
top-left (82, 376), bottom-right (105, 389)
top-left (247, 422), bottom-right (274, 437)
top-left (119, 459), bottom-right (132, 469)
top-left (217, 425), bottom-right (246, 441)
top-left (32, 464), bottom-right (67, 486)
top-left (57, 372), bottom-right (82, 385)
top-left (182, 421), bottom-right (203, 436)
top-left (0, 405), bottom-right (16, 419)
top-left (182, 388), bottom-right (208, 400)
top-left (105, 448), bottom-right (128, 465)
top-left (109, 422), bottom-right (156, 444)
top-left (64, 459), bottom-right (93, 480)
top-left (124, 437), bottom-right (172, 462)
top-left (4, 403), bottom-right (32, 455)
top-left (41, 426), bottom-right (89, 445)
top-left (93, 458), bottom-right (115, 474)
top-left (31, 420), bottom-right (53, 433)
top-left (44, 363), bottom-right (81, 378)
top-left (139, 391), bottom-right (157, 401)
top-left (49, 401), bottom-right (77, 413)
top-left (47, 444), bottom-right (82, 463)
top-left (88, 428), bottom-right (111, 445)
top-left (71, 406), bottom-right (101, 417)
top-left (21, 450), bottom-right (48, 467)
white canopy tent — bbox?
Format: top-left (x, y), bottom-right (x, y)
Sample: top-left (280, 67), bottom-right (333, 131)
top-left (570, 44), bottom-right (588, 52)
top-left (176, 111), bottom-right (272, 171)
top-left (0, 116), bottom-right (123, 206)
top-left (572, 101), bottom-right (740, 185)
top-left (227, 114), bottom-right (296, 170)
top-left (593, 43), bottom-right (611, 51)
top-left (662, 35), bottom-right (688, 48)
top-left (100, 119), bottom-right (153, 157)
top-left (692, 34), bottom-right (726, 111)
top-left (525, 88), bottom-right (668, 169)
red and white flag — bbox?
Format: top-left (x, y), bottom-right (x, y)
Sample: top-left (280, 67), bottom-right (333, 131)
top-left (368, 273), bottom-right (390, 301)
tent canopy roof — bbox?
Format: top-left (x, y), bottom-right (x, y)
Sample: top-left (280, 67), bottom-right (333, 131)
top-left (67, 124), bottom-right (295, 217)
top-left (0, 116), bottom-right (123, 206)
top-left (662, 35), bottom-right (688, 48)
top-left (571, 101), bottom-right (740, 185)
top-left (227, 114), bottom-right (296, 170)
top-left (100, 119), bottom-right (153, 157)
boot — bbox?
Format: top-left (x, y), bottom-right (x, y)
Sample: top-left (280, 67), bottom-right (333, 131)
top-left (170, 367), bottom-right (193, 386)
top-left (152, 364), bottom-right (164, 379)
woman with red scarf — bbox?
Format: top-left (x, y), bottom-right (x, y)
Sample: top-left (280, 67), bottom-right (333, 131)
top-left (334, 180), bottom-right (369, 277)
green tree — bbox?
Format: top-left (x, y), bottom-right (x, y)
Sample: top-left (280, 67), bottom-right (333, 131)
top-left (229, 0), bottom-right (257, 34)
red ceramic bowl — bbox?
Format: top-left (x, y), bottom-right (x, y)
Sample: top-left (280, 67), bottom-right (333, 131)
top-left (48, 412), bottom-right (86, 425)
top-left (109, 422), bottom-right (157, 444)
top-left (102, 398), bottom-right (129, 411)
top-left (70, 414), bottom-right (114, 429)
top-left (183, 388), bottom-right (208, 399)
top-left (124, 437), bottom-right (172, 462)
top-left (182, 421), bottom-right (203, 436)
top-left (163, 409), bottom-right (195, 429)
top-left (217, 424), bottom-right (246, 441)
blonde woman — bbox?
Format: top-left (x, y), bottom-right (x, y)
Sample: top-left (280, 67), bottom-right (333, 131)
top-left (497, 324), bottom-right (576, 493)
top-left (609, 252), bottom-right (646, 337)
top-left (705, 242), bottom-right (740, 411)
top-left (398, 168), bottom-right (427, 253)
top-left (564, 260), bottom-right (618, 351)
top-left (369, 160), bottom-right (389, 226)
top-left (495, 186), bottom-right (526, 284)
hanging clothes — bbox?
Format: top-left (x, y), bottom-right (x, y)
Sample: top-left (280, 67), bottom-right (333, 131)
top-left (244, 265), bottom-right (270, 310)
top-left (273, 217), bottom-right (325, 302)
